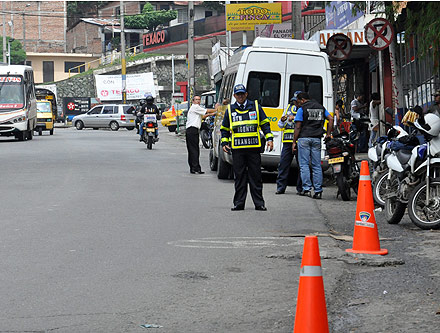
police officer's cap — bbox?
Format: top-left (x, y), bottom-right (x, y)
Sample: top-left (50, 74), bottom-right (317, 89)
top-left (234, 84), bottom-right (247, 94)
top-left (290, 90), bottom-right (302, 102)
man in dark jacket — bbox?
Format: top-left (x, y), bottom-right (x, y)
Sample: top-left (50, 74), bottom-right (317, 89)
top-left (292, 92), bottom-right (333, 199)
top-left (220, 84), bottom-right (273, 211)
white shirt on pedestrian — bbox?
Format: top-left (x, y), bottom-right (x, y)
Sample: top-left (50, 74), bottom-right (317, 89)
top-left (369, 101), bottom-right (379, 128)
top-left (186, 104), bottom-right (207, 129)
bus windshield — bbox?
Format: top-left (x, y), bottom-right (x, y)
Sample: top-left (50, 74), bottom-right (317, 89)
top-left (37, 102), bottom-right (51, 112)
top-left (0, 75), bottom-right (25, 111)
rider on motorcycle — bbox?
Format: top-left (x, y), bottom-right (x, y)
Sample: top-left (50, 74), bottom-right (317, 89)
top-left (139, 94), bottom-right (160, 142)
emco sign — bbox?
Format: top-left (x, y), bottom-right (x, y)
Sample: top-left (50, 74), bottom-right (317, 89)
top-left (143, 29), bottom-right (168, 49)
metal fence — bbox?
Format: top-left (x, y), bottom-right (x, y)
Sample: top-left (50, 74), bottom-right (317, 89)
top-left (398, 34), bottom-right (440, 109)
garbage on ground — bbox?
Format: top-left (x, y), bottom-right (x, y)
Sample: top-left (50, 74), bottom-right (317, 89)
top-left (140, 324), bottom-right (163, 328)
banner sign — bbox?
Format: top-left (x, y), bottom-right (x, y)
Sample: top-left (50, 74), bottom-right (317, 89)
top-left (255, 23), bottom-right (292, 39)
top-left (325, 1), bottom-right (363, 29)
top-left (143, 29), bottom-right (169, 49)
top-left (63, 97), bottom-right (91, 118)
top-left (309, 29), bottom-right (367, 49)
top-left (95, 73), bottom-right (156, 101)
top-left (226, 3), bottom-right (282, 31)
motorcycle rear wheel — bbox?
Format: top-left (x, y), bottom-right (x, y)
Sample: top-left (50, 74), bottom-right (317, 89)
top-left (373, 172), bottom-right (388, 207)
top-left (408, 178), bottom-right (440, 230)
top-left (384, 174), bottom-right (406, 224)
top-left (336, 172), bottom-right (351, 201)
top-left (147, 135), bottom-right (153, 150)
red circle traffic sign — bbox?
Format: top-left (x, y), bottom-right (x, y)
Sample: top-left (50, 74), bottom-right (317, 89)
top-left (326, 33), bottom-right (353, 61)
top-left (365, 18), bottom-right (394, 51)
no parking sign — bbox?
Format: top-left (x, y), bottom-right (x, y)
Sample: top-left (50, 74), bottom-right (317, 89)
top-left (365, 18), bottom-right (394, 51)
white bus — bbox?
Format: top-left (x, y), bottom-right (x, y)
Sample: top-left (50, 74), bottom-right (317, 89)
top-left (210, 37), bottom-right (333, 179)
top-left (0, 65), bottom-right (37, 141)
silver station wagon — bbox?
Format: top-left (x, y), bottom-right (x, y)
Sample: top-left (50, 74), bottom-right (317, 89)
top-left (72, 104), bottom-right (136, 131)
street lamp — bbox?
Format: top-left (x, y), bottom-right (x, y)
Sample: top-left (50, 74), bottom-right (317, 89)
top-left (8, 38), bottom-right (14, 65)
top-left (22, 3), bottom-right (30, 63)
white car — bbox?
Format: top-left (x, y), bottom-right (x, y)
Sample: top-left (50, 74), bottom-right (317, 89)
top-left (72, 104), bottom-right (136, 131)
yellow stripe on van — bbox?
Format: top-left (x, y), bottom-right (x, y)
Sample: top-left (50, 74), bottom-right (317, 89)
top-left (262, 108), bottom-right (284, 132)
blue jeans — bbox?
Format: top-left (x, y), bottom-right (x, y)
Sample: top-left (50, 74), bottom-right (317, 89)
top-left (297, 137), bottom-right (323, 193)
top-left (369, 129), bottom-right (378, 148)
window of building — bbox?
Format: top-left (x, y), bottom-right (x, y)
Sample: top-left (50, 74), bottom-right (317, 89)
top-left (65, 62), bottom-right (85, 73)
top-left (43, 61), bottom-right (54, 83)
top-left (177, 8), bottom-right (188, 23)
top-left (289, 75), bottom-right (323, 105)
top-left (205, 11), bottom-right (213, 18)
top-left (247, 72), bottom-right (281, 107)
top-left (160, 4), bottom-right (169, 11)
top-left (25, 61), bottom-right (32, 66)
top-left (115, 6), bottom-right (120, 18)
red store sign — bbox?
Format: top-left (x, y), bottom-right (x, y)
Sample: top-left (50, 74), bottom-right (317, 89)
top-left (143, 29), bottom-right (168, 49)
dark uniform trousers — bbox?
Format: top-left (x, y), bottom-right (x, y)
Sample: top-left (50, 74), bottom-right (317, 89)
top-left (186, 126), bottom-right (202, 172)
top-left (276, 143), bottom-right (302, 193)
top-left (232, 148), bottom-right (264, 207)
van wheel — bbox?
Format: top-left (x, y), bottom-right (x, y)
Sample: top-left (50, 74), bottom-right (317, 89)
top-left (217, 148), bottom-right (231, 180)
top-left (38, 128), bottom-right (43, 135)
top-left (126, 127), bottom-right (134, 131)
top-left (210, 149), bottom-right (218, 171)
top-left (110, 121), bottom-right (119, 131)
top-left (168, 125), bottom-right (177, 132)
top-left (50, 129), bottom-right (54, 135)
top-left (75, 120), bottom-right (84, 130)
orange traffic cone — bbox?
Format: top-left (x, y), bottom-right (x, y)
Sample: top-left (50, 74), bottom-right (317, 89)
top-left (171, 105), bottom-right (176, 116)
top-left (346, 160), bottom-right (388, 255)
top-left (293, 236), bottom-right (329, 333)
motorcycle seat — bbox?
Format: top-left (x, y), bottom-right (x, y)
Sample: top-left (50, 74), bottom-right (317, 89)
top-left (396, 150), bottom-right (412, 165)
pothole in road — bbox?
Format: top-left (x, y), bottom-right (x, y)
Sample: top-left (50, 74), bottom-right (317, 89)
top-left (168, 237), bottom-right (302, 249)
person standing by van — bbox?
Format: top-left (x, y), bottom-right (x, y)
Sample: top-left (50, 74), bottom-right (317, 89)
top-left (292, 92), bottom-right (333, 199)
top-left (186, 95), bottom-right (216, 174)
top-left (221, 84), bottom-right (274, 211)
top-left (276, 91), bottom-right (302, 195)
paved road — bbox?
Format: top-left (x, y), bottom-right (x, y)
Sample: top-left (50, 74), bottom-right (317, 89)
top-left (0, 127), bottom-right (439, 332)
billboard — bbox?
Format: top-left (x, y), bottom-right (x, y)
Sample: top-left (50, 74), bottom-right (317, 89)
top-left (94, 73), bottom-right (156, 101)
top-left (325, 1), bottom-right (363, 29)
top-left (255, 23), bottom-right (292, 39)
top-left (226, 3), bottom-right (282, 31)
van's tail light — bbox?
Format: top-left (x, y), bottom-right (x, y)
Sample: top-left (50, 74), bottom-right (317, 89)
top-left (121, 114), bottom-right (126, 121)
top-left (147, 122), bottom-right (154, 128)
top-left (161, 114), bottom-right (166, 119)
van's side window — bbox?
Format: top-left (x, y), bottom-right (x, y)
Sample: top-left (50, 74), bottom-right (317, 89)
top-left (289, 75), bottom-right (323, 105)
top-left (247, 72), bottom-right (281, 107)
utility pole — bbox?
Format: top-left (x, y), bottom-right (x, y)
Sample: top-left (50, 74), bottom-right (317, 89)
top-left (188, 2), bottom-right (195, 104)
top-left (291, 1), bottom-right (301, 39)
top-left (120, 0), bottom-right (126, 104)
top-left (3, 2), bottom-right (6, 63)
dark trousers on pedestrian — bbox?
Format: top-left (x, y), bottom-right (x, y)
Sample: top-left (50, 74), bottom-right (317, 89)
top-left (186, 126), bottom-right (201, 172)
top-left (232, 148), bottom-right (265, 208)
top-left (276, 143), bottom-right (302, 193)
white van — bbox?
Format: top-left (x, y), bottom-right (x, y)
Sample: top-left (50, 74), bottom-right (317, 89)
top-left (0, 65), bottom-right (37, 141)
top-left (210, 37), bottom-right (333, 179)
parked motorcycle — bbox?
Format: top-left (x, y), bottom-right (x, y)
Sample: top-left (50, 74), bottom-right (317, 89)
top-left (325, 131), bottom-right (360, 201)
top-left (200, 115), bottom-right (214, 149)
top-left (141, 114), bottom-right (159, 150)
top-left (384, 112), bottom-right (440, 228)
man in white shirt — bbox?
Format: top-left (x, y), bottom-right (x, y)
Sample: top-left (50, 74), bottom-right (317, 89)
top-left (186, 95), bottom-right (216, 174)
top-left (368, 93), bottom-right (381, 147)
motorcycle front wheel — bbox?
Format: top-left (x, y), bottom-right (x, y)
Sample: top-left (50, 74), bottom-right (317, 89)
top-left (384, 174), bottom-right (406, 224)
top-left (408, 178), bottom-right (440, 230)
top-left (336, 172), bottom-right (351, 201)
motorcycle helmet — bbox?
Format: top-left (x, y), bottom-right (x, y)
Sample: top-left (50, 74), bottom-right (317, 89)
top-left (145, 94), bottom-right (154, 103)
top-left (414, 113), bottom-right (440, 137)
top-left (139, 99), bottom-right (146, 106)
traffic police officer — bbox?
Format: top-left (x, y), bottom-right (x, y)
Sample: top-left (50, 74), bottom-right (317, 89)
top-left (275, 91), bottom-right (302, 194)
top-left (220, 84), bottom-right (274, 211)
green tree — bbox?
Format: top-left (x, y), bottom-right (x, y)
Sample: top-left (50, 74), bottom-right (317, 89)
top-left (0, 38), bottom-right (26, 64)
top-left (125, 2), bottom-right (177, 30)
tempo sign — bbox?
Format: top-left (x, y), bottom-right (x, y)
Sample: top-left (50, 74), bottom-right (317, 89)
top-left (95, 73), bottom-right (156, 101)
top-left (226, 3), bottom-right (282, 31)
